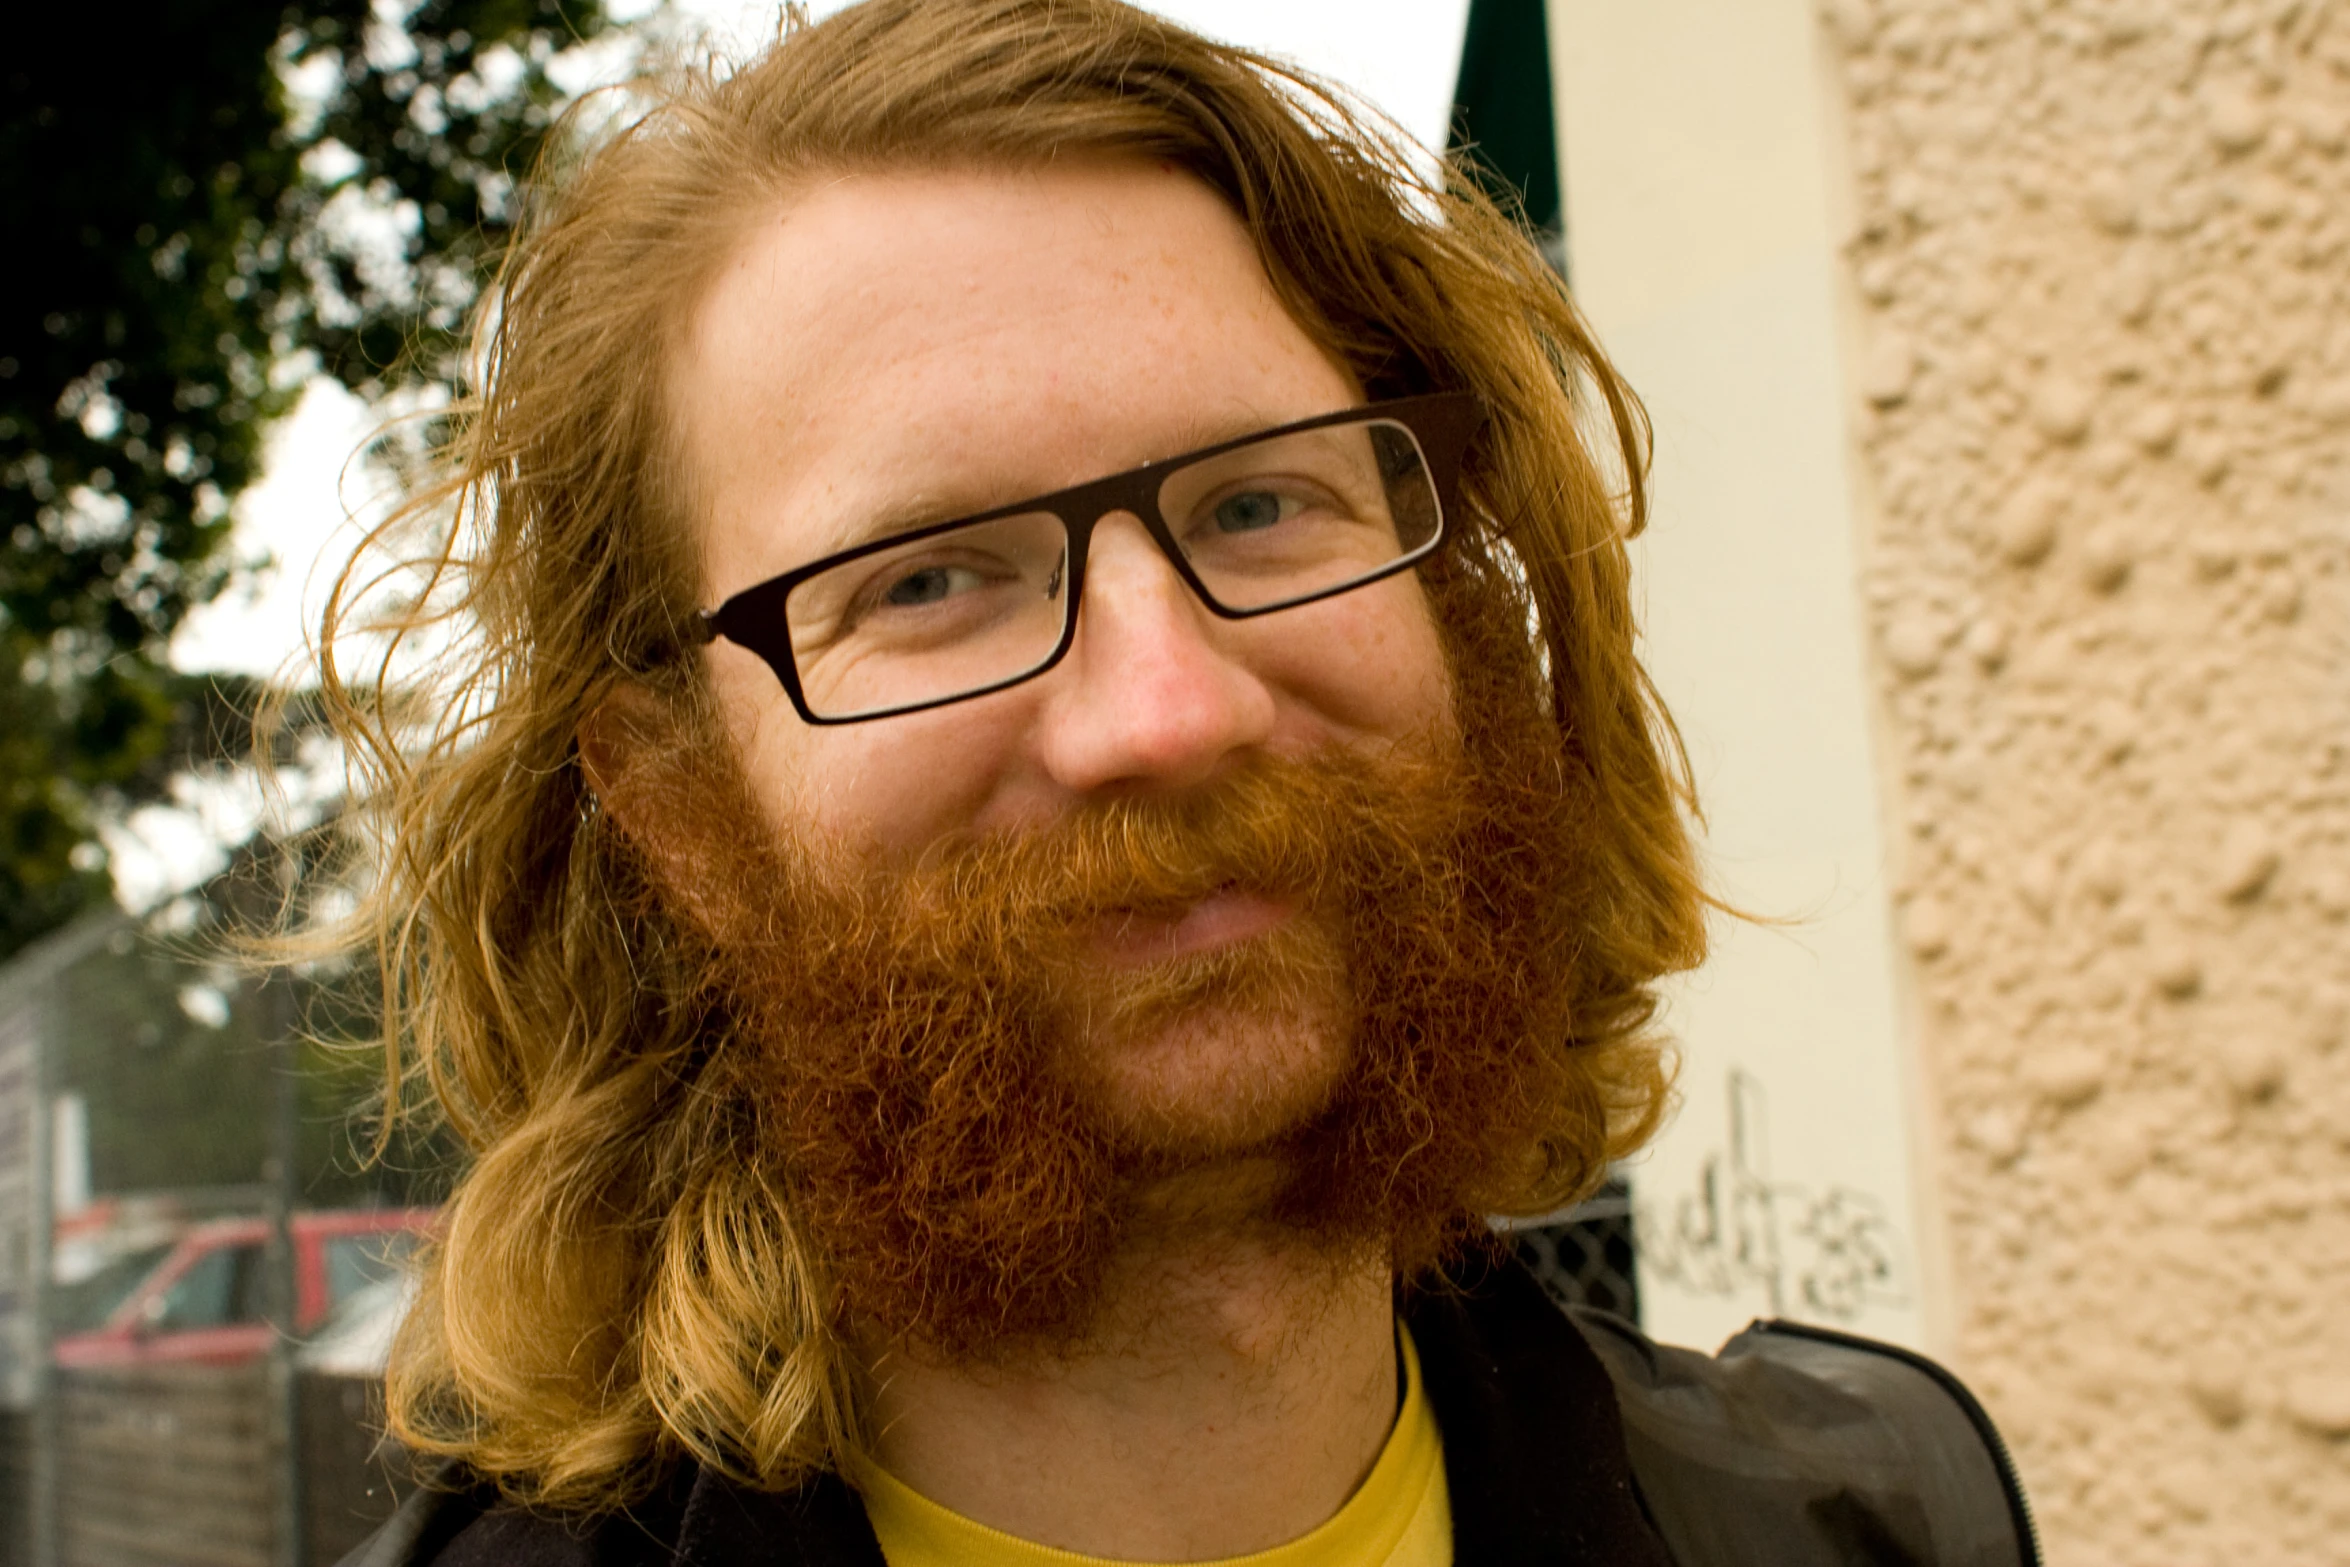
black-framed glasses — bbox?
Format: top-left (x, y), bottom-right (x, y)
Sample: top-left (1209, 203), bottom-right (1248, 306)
top-left (689, 391), bottom-right (1485, 725)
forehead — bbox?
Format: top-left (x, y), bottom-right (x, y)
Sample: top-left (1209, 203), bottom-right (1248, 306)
top-left (671, 160), bottom-right (1362, 598)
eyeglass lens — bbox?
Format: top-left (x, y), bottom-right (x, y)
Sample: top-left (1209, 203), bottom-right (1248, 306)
top-left (779, 416), bottom-right (1442, 721)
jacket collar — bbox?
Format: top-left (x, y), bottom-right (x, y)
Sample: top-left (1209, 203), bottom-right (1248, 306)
top-left (672, 1470), bottom-right (883, 1567)
top-left (1404, 1253), bottom-right (1676, 1567)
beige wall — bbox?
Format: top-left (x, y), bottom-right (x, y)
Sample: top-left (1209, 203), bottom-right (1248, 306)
top-left (1554, 0), bottom-right (2350, 1562)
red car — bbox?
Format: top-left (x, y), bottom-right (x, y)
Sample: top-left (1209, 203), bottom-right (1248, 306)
top-left (52, 1208), bottom-right (434, 1368)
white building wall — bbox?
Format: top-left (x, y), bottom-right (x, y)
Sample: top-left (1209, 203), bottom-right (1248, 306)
top-left (1548, 0), bottom-right (1939, 1354)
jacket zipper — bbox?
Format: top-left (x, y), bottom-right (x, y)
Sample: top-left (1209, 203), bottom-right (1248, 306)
top-left (1750, 1318), bottom-right (2043, 1567)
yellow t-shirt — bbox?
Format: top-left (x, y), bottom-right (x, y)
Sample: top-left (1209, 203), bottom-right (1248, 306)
top-left (858, 1326), bottom-right (1451, 1567)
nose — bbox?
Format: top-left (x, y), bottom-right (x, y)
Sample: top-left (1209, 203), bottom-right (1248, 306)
top-left (1032, 513), bottom-right (1277, 795)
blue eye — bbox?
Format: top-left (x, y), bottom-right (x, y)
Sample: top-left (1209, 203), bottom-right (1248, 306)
top-left (1213, 491), bottom-right (1289, 533)
top-left (883, 566), bottom-right (972, 605)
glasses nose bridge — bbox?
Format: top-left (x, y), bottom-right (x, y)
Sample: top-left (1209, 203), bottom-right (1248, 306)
top-left (1064, 460), bottom-right (1214, 611)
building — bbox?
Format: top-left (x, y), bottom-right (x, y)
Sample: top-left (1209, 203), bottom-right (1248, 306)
top-left (1451, 2), bottom-right (2350, 1561)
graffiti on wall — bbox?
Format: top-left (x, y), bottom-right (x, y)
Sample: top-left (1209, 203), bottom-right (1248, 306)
top-left (1638, 1068), bottom-right (1910, 1321)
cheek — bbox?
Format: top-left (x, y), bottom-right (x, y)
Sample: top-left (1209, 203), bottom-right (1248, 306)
top-left (1261, 576), bottom-right (1456, 745)
top-left (706, 641), bottom-right (1031, 853)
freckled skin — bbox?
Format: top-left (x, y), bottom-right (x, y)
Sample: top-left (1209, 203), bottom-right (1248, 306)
top-left (665, 161), bottom-right (1448, 1559)
top-left (673, 161), bottom-right (1456, 863)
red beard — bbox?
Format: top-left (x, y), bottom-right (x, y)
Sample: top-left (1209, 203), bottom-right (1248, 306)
top-left (612, 679), bottom-right (1612, 1361)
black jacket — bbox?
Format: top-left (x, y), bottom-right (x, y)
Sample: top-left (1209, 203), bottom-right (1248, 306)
top-left (346, 1257), bottom-right (2037, 1567)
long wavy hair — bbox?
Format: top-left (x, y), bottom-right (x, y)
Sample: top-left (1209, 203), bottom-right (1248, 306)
top-left (283, 0), bottom-right (1711, 1512)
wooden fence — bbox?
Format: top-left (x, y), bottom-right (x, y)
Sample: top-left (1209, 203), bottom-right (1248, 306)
top-left (0, 1407), bottom-right (30, 1567)
top-left (28, 1366), bottom-right (404, 1567)
top-left (57, 1364), bottom-right (273, 1567)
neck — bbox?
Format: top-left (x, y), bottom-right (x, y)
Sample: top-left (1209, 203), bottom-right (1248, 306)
top-left (859, 1179), bottom-right (1400, 1560)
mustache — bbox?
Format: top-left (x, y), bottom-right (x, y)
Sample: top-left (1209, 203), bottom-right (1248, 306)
top-left (841, 746), bottom-right (1469, 942)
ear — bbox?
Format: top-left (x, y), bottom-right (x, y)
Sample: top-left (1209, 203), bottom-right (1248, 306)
top-left (577, 682), bottom-right (737, 934)
top-left (576, 679), bottom-right (667, 808)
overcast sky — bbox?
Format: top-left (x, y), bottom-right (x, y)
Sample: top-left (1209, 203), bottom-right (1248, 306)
top-left (168, 0), bottom-right (1471, 686)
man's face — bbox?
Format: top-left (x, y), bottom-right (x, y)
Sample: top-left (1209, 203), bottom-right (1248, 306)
top-left (673, 160), bottom-right (1456, 1147)
top-left (628, 161), bottom-right (1606, 1353)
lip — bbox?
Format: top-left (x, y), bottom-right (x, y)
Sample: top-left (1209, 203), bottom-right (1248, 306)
top-left (1084, 886), bottom-right (1299, 967)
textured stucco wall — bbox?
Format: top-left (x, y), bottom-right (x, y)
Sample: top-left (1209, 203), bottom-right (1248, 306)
top-left (1825, 1), bottom-right (2350, 1561)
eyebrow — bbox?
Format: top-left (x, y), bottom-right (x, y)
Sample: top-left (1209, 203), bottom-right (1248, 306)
top-left (799, 405), bottom-right (1334, 560)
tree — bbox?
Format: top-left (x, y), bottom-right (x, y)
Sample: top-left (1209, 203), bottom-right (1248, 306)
top-left (1, 0), bottom-right (612, 960)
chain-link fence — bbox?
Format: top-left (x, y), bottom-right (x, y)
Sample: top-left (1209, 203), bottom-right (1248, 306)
top-left (1504, 1176), bottom-right (1641, 1321)
top-left (0, 895), bottom-right (444, 1567)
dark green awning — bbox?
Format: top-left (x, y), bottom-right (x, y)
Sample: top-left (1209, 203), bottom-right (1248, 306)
top-left (1449, 0), bottom-right (1562, 248)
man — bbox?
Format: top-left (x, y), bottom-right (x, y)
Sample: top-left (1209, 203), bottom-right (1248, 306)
top-left (331, 3), bottom-right (2034, 1563)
